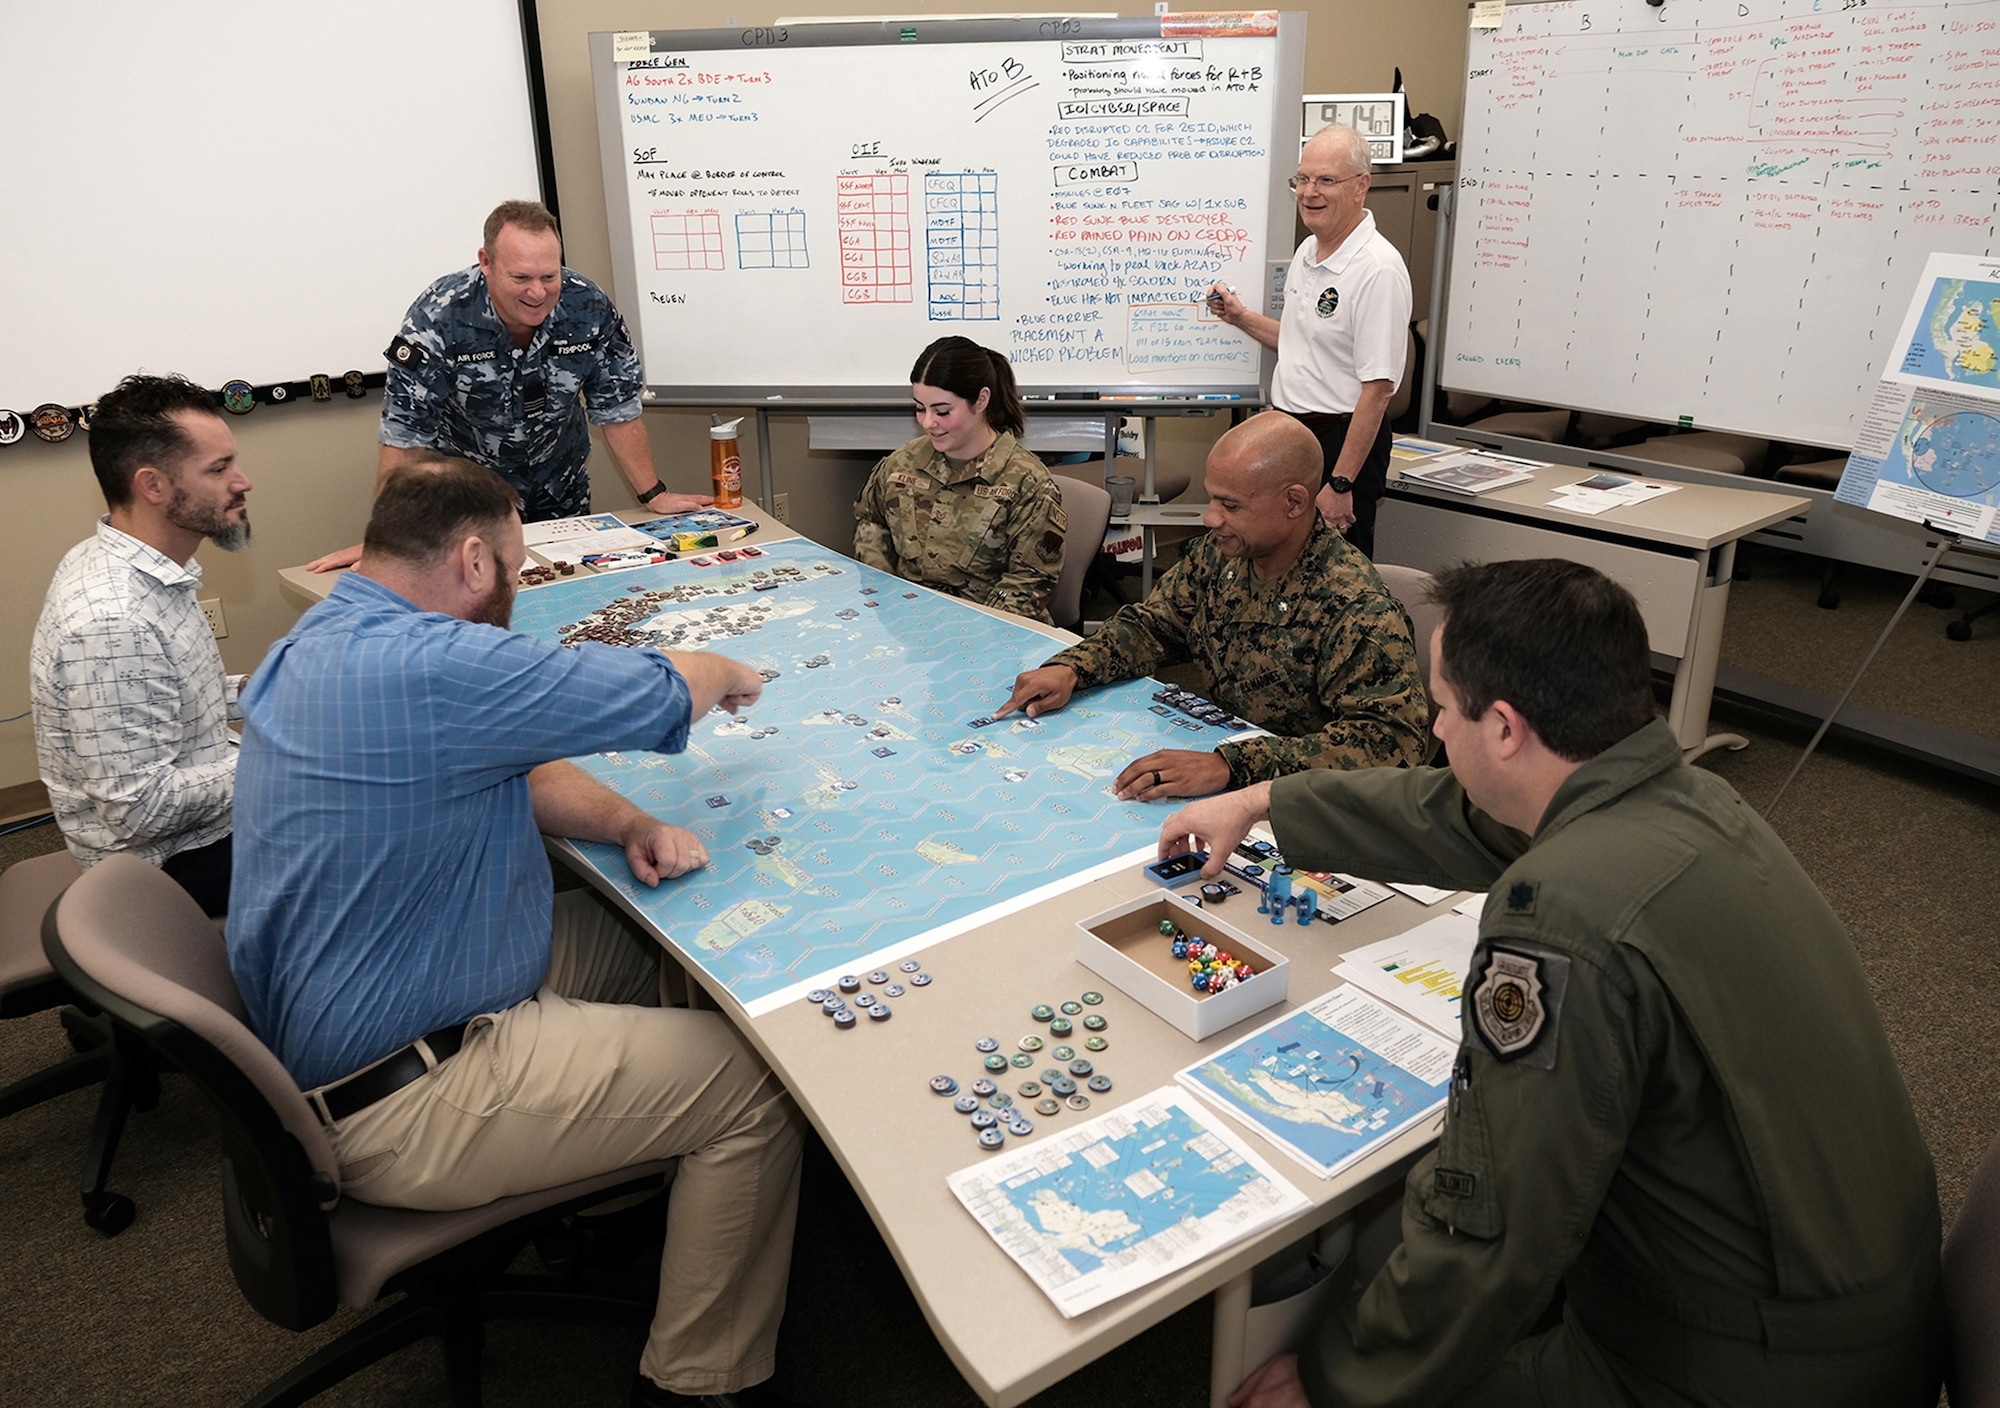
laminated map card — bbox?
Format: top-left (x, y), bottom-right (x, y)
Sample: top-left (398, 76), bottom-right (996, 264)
top-left (1836, 251), bottom-right (2000, 544)
top-left (1177, 986), bottom-right (1454, 1180)
top-left (945, 1087), bottom-right (1309, 1318)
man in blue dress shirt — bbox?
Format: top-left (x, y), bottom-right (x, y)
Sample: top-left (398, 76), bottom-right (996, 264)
top-left (231, 456), bottom-right (802, 1408)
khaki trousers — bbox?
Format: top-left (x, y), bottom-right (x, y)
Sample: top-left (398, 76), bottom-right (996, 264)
top-left (326, 892), bottom-right (805, 1395)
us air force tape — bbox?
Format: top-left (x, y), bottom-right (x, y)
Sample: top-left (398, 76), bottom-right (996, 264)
top-left (1469, 944), bottom-right (1569, 1069)
top-left (222, 380), bottom-right (255, 414)
top-left (0, 410), bottom-right (23, 445)
top-left (29, 403), bottom-right (75, 442)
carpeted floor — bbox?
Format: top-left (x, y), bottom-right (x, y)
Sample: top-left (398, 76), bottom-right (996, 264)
top-left (1, 546), bottom-right (1993, 1408)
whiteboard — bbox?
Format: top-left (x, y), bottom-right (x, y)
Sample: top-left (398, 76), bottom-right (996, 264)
top-left (588, 16), bottom-right (1304, 400)
top-left (1, 2), bottom-right (542, 412)
top-left (1440, 0), bottom-right (2000, 450)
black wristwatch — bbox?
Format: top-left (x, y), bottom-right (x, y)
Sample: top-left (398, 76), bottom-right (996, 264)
top-left (636, 480), bottom-right (669, 504)
top-left (1327, 475), bottom-right (1354, 494)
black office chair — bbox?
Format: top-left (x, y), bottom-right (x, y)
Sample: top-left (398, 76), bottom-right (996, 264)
top-left (0, 847), bottom-right (154, 1234)
top-left (44, 854), bottom-right (674, 1408)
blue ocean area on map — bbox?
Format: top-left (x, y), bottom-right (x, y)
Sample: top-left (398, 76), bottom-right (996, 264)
top-left (509, 538), bottom-right (1237, 1009)
top-left (1027, 1105), bottom-right (1259, 1274)
top-left (1182, 1005), bottom-right (1448, 1172)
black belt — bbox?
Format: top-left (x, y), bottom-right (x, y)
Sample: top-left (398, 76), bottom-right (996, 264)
top-left (311, 1022), bottom-right (469, 1125)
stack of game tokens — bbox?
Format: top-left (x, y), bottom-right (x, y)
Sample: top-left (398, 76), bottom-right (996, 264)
top-left (1160, 918), bottom-right (1254, 994)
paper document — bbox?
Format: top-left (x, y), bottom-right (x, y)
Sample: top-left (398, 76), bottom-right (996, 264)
top-left (1547, 473), bottom-right (1679, 516)
top-left (1453, 893), bottom-right (1487, 919)
top-left (1177, 986), bottom-right (1454, 1179)
top-left (631, 509), bottom-right (760, 545)
top-left (946, 1087), bottom-right (1309, 1317)
top-left (522, 514), bottom-right (663, 563)
top-left (1388, 882), bottom-right (1455, 905)
top-left (1396, 451), bottom-right (1540, 494)
top-left (1331, 910), bottom-right (1482, 1038)
top-left (1836, 252), bottom-right (2000, 545)
top-left (1391, 436), bottom-right (1460, 461)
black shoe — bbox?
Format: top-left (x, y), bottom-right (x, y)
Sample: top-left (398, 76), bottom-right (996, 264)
top-left (631, 1374), bottom-right (808, 1408)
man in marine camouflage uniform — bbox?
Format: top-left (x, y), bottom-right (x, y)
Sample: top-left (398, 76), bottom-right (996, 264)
top-left (1163, 558), bottom-right (1943, 1408)
top-left (995, 411), bottom-right (1428, 799)
top-left (308, 200), bottom-right (705, 572)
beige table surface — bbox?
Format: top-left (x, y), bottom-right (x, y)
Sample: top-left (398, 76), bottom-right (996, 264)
top-left (556, 829), bottom-right (1445, 1408)
top-left (1378, 460), bottom-right (1810, 758)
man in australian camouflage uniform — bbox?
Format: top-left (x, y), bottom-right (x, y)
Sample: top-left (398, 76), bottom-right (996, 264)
top-left (853, 430), bottom-right (1066, 623)
top-left (308, 201), bottom-right (705, 572)
top-left (996, 411), bottom-right (1428, 798)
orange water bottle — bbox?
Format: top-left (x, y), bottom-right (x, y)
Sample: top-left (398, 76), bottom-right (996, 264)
top-left (709, 415), bottom-right (744, 508)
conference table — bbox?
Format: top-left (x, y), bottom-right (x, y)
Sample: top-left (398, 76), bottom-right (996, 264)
top-left (1376, 455), bottom-right (1811, 760)
top-left (279, 504), bottom-right (1454, 1408)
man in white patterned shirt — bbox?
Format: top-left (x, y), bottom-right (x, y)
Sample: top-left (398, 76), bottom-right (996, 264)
top-left (30, 373), bottom-right (253, 916)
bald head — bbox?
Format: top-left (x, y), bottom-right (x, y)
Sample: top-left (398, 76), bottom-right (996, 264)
top-left (1211, 410), bottom-right (1324, 494)
top-left (1199, 412), bottom-right (1321, 576)
top-left (1302, 124), bottom-right (1370, 179)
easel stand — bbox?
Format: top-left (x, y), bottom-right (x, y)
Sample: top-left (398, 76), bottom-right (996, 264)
top-left (1766, 525), bottom-right (1994, 816)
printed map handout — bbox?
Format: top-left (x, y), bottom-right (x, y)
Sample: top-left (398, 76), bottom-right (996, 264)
top-left (1839, 252), bottom-right (2000, 543)
top-left (946, 1087), bottom-right (1309, 1317)
top-left (1177, 986), bottom-right (1454, 1179)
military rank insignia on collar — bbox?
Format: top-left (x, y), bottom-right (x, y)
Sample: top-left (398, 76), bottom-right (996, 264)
top-left (1469, 945), bottom-right (1570, 1068)
top-left (1505, 880), bottom-right (1537, 914)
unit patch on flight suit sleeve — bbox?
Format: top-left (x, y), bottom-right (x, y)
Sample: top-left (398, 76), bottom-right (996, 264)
top-left (1469, 945), bottom-right (1570, 1069)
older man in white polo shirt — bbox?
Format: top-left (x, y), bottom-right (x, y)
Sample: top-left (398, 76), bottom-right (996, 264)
top-left (1209, 124), bottom-right (1411, 559)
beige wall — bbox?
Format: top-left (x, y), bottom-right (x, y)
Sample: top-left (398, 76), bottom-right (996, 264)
top-left (1, 2), bottom-right (1468, 789)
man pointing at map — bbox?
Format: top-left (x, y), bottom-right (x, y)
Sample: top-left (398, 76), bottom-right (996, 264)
top-left (229, 457), bottom-right (807, 1408)
top-left (995, 411), bottom-right (1428, 797)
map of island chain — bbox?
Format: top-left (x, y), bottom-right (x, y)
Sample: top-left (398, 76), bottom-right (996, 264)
top-left (945, 1087), bottom-right (1309, 1316)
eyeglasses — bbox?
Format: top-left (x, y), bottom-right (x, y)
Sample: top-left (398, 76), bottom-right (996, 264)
top-left (1288, 173), bottom-right (1365, 193)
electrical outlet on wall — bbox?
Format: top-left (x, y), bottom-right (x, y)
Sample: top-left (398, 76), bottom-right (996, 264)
top-left (198, 597), bottom-right (227, 638)
top-left (772, 492), bottom-right (791, 524)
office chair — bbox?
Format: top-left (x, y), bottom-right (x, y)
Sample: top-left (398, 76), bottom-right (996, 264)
top-left (1372, 563), bottom-right (1441, 762)
top-left (1946, 1126), bottom-right (2000, 1408)
top-left (1372, 563), bottom-right (1440, 689)
top-left (1051, 473), bottom-right (1113, 631)
top-left (0, 847), bottom-right (154, 1235)
top-left (44, 855), bottom-right (674, 1408)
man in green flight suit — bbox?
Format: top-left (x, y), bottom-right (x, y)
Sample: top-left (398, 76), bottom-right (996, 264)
top-left (995, 411), bottom-right (1429, 799)
top-left (1161, 558), bottom-right (1943, 1408)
